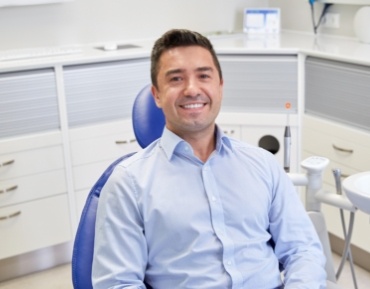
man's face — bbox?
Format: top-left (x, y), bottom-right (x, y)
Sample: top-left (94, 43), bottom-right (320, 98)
top-left (152, 46), bottom-right (223, 138)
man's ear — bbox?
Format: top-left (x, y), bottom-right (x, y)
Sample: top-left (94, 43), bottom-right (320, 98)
top-left (151, 85), bottom-right (162, 108)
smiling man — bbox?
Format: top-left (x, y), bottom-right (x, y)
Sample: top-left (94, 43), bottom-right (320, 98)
top-left (92, 29), bottom-right (327, 289)
top-left (151, 43), bottom-right (223, 162)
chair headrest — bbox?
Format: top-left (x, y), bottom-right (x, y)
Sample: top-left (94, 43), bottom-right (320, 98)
top-left (132, 84), bottom-right (165, 148)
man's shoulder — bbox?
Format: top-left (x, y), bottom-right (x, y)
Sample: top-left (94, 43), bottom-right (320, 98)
top-left (115, 139), bottom-right (161, 168)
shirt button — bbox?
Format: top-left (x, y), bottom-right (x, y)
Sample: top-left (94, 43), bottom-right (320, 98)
top-left (227, 261), bottom-right (232, 265)
top-left (212, 196), bottom-right (216, 202)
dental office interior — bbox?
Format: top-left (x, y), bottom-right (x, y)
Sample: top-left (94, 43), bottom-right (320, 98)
top-left (1, 0), bottom-right (370, 288)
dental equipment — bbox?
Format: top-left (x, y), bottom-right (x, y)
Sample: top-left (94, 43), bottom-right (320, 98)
top-left (283, 125), bottom-right (291, 173)
top-left (333, 168), bottom-right (358, 289)
top-left (288, 157), bottom-right (358, 287)
top-left (284, 125), bottom-right (358, 288)
top-left (284, 148), bottom-right (358, 289)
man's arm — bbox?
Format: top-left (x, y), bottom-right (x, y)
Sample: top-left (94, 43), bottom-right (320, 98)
top-left (268, 155), bottom-right (327, 288)
top-left (92, 165), bottom-right (148, 289)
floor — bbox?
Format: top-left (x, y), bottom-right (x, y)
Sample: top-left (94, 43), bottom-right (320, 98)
top-left (0, 253), bottom-right (369, 289)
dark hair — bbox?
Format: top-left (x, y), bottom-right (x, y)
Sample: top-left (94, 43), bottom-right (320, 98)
top-left (150, 29), bottom-right (223, 88)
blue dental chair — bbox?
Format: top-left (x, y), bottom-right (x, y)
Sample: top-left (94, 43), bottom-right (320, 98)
top-left (71, 84), bottom-right (163, 289)
top-left (71, 84), bottom-right (342, 289)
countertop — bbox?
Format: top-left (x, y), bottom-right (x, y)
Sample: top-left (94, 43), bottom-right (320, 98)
top-left (2, 31), bottom-right (370, 72)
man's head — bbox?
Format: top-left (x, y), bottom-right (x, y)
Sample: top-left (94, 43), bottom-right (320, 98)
top-left (149, 29), bottom-right (224, 140)
top-left (151, 29), bottom-right (223, 89)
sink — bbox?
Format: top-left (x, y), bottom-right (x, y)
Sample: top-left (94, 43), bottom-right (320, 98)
top-left (343, 171), bottom-right (370, 215)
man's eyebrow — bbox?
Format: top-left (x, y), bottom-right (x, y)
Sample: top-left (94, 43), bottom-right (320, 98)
top-left (196, 66), bottom-right (213, 72)
top-left (165, 66), bottom-right (214, 78)
top-left (165, 68), bottom-right (184, 78)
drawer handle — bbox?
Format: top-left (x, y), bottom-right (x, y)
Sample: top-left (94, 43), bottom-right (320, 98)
top-left (115, 139), bottom-right (137, 144)
top-left (332, 144), bottom-right (354, 154)
top-left (0, 210), bottom-right (21, 221)
top-left (0, 185), bottom-right (18, 194)
top-left (0, 159), bottom-right (15, 167)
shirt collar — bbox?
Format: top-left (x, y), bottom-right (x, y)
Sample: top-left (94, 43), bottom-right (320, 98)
top-left (159, 125), bottom-right (233, 160)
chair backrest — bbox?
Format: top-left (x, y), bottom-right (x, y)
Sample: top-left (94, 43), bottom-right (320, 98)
top-left (71, 84), bottom-right (164, 289)
top-left (132, 84), bottom-right (165, 148)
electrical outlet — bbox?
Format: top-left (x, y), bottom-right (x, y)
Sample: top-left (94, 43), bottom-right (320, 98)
top-left (322, 13), bottom-right (340, 29)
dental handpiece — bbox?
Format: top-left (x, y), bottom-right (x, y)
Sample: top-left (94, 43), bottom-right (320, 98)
top-left (332, 168), bottom-right (342, 195)
top-left (283, 125), bottom-right (291, 173)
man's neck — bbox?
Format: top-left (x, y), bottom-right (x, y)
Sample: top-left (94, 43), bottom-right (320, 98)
top-left (182, 127), bottom-right (217, 162)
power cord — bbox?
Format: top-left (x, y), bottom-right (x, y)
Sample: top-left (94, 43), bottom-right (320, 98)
top-left (309, 1), bottom-right (333, 34)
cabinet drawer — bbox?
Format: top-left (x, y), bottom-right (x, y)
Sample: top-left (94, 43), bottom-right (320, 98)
top-left (0, 169), bottom-right (67, 208)
top-left (303, 127), bottom-right (370, 172)
top-left (70, 120), bottom-right (139, 166)
top-left (0, 145), bottom-right (65, 181)
top-left (0, 194), bottom-right (71, 259)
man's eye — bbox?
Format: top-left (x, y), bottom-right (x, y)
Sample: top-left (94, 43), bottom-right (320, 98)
top-left (200, 74), bottom-right (210, 79)
top-left (170, 76), bottom-right (182, 82)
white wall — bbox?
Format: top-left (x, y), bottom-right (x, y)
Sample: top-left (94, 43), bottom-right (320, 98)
top-left (0, 0), bottom-right (267, 50)
top-left (2, 0), bottom-right (364, 51)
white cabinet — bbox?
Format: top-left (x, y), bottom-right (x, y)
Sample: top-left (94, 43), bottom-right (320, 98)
top-left (0, 133), bottom-right (71, 258)
top-left (0, 194), bottom-right (71, 260)
top-left (63, 58), bottom-right (150, 219)
top-left (303, 113), bottom-right (370, 253)
top-left (304, 56), bottom-right (370, 253)
top-left (0, 68), bottom-right (72, 260)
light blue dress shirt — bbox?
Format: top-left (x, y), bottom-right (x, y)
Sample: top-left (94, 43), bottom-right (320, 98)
top-left (92, 126), bottom-right (327, 289)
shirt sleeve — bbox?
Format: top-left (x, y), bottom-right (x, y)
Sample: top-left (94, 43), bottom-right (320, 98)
top-left (266, 153), bottom-right (327, 289)
top-left (92, 165), bottom-right (148, 289)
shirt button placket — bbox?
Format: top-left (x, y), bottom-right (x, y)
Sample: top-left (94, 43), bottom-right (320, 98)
top-left (202, 163), bottom-right (244, 288)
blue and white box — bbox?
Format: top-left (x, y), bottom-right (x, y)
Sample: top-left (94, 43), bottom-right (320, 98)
top-left (243, 8), bottom-right (280, 34)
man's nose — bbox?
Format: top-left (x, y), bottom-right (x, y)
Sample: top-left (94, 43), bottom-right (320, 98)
top-left (184, 78), bottom-right (200, 97)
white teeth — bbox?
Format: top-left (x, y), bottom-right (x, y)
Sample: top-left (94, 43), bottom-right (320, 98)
top-left (183, 103), bottom-right (203, 109)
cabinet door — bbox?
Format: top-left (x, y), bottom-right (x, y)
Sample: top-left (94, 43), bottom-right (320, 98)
top-left (218, 55), bottom-right (298, 114)
top-left (63, 58), bottom-right (150, 127)
top-left (0, 68), bottom-right (60, 138)
top-left (0, 194), bottom-right (71, 259)
top-left (305, 56), bottom-right (370, 131)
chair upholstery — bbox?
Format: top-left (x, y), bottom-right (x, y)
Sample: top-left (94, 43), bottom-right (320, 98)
top-left (72, 153), bottom-right (135, 289)
top-left (132, 84), bottom-right (165, 148)
top-left (72, 83), bottom-right (163, 289)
